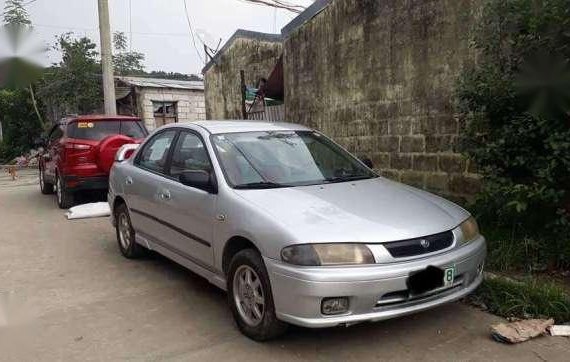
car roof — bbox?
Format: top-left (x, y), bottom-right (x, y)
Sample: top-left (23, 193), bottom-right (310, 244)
top-left (62, 115), bottom-right (142, 124)
top-left (186, 120), bottom-right (312, 134)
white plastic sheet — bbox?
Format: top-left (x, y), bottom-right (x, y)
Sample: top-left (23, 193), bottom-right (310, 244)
top-left (65, 202), bottom-right (111, 220)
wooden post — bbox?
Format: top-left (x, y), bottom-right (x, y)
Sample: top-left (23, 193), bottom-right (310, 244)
top-left (98, 0), bottom-right (117, 115)
top-left (240, 70), bottom-right (247, 120)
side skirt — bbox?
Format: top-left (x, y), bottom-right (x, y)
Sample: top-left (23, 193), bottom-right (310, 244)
top-left (135, 232), bottom-right (227, 291)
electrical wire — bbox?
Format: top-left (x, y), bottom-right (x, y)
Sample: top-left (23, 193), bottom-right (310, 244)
top-left (182, 0), bottom-right (204, 64)
top-left (33, 23), bottom-right (196, 38)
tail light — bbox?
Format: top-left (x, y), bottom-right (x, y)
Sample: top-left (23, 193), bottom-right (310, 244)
top-left (64, 142), bottom-right (94, 164)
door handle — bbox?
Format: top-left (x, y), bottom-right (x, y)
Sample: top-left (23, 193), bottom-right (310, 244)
top-left (125, 176), bottom-right (133, 185)
top-left (159, 190), bottom-right (171, 201)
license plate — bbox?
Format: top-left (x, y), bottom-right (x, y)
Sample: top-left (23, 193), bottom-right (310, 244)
top-left (443, 266), bottom-right (455, 288)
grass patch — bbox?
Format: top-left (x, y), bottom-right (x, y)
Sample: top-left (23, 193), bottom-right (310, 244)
top-left (483, 228), bottom-right (570, 272)
top-left (471, 275), bottom-right (570, 323)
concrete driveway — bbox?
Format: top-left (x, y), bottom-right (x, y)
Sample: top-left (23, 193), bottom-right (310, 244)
top-left (0, 170), bottom-right (568, 361)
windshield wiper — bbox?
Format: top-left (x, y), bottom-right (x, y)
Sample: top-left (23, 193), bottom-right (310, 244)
top-left (324, 175), bottom-right (373, 183)
top-left (234, 181), bottom-right (290, 189)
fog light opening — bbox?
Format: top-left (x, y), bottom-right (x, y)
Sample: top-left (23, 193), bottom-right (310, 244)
top-left (477, 262), bottom-right (484, 275)
top-left (321, 297), bottom-right (349, 315)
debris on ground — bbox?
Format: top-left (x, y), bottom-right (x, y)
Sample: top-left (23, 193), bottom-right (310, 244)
top-left (549, 325), bottom-right (570, 337)
top-left (65, 202), bottom-right (111, 220)
top-left (491, 319), bottom-right (554, 343)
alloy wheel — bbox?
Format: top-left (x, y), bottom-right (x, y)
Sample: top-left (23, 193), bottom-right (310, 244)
top-left (118, 213), bottom-right (132, 250)
top-left (233, 265), bottom-right (265, 327)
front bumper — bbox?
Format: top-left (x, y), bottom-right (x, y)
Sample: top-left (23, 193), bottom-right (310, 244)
top-left (265, 236), bottom-right (486, 328)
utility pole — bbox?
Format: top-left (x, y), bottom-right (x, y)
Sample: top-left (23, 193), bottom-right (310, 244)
top-left (97, 0), bottom-right (117, 115)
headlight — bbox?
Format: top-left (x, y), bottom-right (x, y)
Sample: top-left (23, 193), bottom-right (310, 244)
top-left (281, 243), bottom-right (375, 266)
top-left (459, 216), bottom-right (480, 244)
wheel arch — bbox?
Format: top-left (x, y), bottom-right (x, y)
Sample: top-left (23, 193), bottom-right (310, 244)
top-left (113, 195), bottom-right (127, 212)
top-left (222, 236), bottom-right (262, 276)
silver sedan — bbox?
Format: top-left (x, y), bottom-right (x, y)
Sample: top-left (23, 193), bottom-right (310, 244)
top-left (108, 121), bottom-right (486, 341)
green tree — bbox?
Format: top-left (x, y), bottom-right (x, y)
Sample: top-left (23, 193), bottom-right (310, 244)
top-left (0, 89), bottom-right (43, 162)
top-left (39, 34), bottom-right (103, 116)
top-left (457, 0), bottom-right (570, 268)
top-left (0, 0), bottom-right (45, 162)
top-left (146, 71), bottom-right (202, 81)
top-left (113, 32), bottom-right (145, 76)
top-left (2, 0), bottom-right (45, 127)
top-left (3, 0), bottom-right (31, 26)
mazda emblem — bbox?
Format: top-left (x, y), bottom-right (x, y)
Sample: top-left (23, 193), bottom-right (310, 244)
top-left (420, 239), bottom-right (430, 248)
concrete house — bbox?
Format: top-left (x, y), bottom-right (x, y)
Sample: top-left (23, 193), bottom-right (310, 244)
top-left (115, 76), bottom-right (206, 131)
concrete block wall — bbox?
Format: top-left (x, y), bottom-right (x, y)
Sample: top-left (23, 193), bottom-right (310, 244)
top-left (283, 0), bottom-right (483, 201)
top-left (204, 37), bottom-right (282, 120)
top-left (137, 88), bottom-right (206, 131)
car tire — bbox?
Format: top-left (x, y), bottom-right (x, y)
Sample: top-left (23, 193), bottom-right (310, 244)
top-left (39, 167), bottom-right (54, 194)
top-left (227, 249), bottom-right (288, 341)
top-left (55, 173), bottom-right (74, 209)
top-left (115, 203), bottom-right (145, 259)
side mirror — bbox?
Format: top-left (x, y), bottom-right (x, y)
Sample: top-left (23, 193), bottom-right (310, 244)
top-left (360, 156), bottom-right (374, 169)
top-left (179, 170), bottom-right (217, 194)
top-left (115, 144), bottom-right (139, 162)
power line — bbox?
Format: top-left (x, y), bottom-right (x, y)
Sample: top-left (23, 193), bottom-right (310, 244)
top-left (33, 23), bottom-right (196, 38)
top-left (182, 0), bottom-right (204, 64)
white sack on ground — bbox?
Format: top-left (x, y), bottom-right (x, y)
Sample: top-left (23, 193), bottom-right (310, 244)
top-left (549, 325), bottom-right (570, 336)
top-left (65, 202), bottom-right (111, 220)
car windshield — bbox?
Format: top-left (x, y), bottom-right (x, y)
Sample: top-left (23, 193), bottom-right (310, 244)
top-left (211, 131), bottom-right (377, 189)
top-left (68, 120), bottom-right (147, 141)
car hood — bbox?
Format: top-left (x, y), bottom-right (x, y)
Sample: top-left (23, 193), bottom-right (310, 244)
top-left (233, 177), bottom-right (470, 243)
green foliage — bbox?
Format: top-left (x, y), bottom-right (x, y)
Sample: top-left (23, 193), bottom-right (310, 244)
top-left (472, 275), bottom-right (570, 322)
top-left (39, 34), bottom-right (103, 116)
top-left (0, 88), bottom-right (43, 163)
top-left (113, 32), bottom-right (145, 76)
top-left (485, 228), bottom-right (570, 272)
top-left (146, 71), bottom-right (202, 81)
top-left (457, 0), bottom-right (570, 268)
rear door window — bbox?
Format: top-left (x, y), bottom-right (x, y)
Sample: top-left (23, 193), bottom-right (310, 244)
top-left (136, 130), bottom-right (177, 174)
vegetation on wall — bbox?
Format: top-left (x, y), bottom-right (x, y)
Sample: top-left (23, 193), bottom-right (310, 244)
top-left (457, 0), bottom-right (570, 270)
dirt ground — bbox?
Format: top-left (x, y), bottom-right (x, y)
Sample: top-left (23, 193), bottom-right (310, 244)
top-left (0, 169), bottom-right (569, 361)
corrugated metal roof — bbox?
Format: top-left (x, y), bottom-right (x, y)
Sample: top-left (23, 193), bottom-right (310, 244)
top-left (116, 76), bottom-right (204, 91)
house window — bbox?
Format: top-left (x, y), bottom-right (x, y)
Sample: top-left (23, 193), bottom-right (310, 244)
top-left (153, 101), bottom-right (177, 127)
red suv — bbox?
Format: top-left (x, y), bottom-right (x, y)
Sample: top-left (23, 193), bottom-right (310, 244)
top-left (39, 115), bottom-right (148, 208)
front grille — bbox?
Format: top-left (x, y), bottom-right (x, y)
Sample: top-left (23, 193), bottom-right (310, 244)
top-left (383, 230), bottom-right (454, 258)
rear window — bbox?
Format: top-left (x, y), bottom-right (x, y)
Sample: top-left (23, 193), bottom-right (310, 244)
top-left (67, 120), bottom-right (147, 141)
